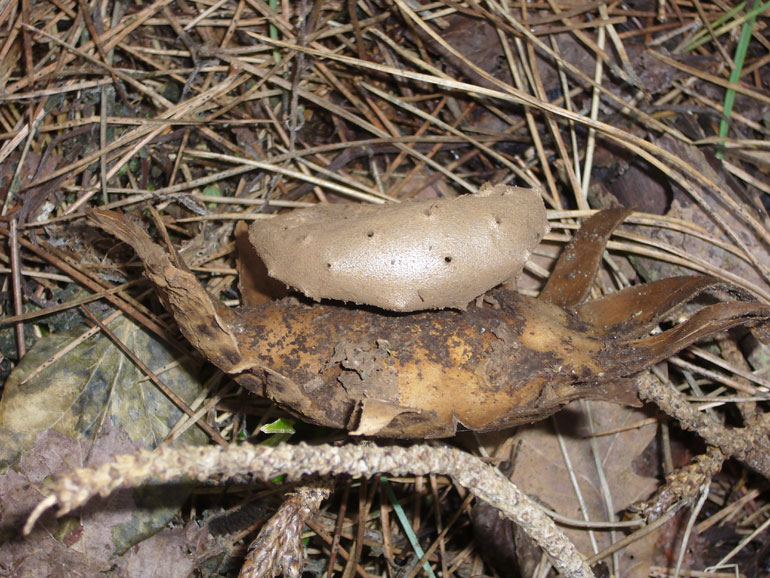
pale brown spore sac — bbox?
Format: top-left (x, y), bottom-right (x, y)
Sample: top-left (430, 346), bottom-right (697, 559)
top-left (249, 184), bottom-right (548, 312)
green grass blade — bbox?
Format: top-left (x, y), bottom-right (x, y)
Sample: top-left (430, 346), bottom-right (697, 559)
top-left (380, 476), bottom-right (437, 578)
top-left (717, 3), bottom-right (760, 157)
top-left (683, 1), bottom-right (745, 52)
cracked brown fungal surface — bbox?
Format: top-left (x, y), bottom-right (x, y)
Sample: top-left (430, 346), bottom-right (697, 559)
top-left (229, 290), bottom-right (612, 437)
top-left (88, 201), bottom-right (770, 439)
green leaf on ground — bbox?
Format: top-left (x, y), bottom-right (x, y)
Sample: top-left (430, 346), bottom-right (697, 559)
top-left (0, 314), bottom-right (208, 556)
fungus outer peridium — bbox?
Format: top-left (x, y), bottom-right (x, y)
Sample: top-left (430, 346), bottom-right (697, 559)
top-left (248, 183), bottom-right (549, 312)
top-left (87, 207), bottom-right (770, 440)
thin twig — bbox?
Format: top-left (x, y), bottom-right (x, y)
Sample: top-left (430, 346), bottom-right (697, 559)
top-left (637, 372), bottom-right (770, 479)
top-left (26, 442), bottom-right (596, 578)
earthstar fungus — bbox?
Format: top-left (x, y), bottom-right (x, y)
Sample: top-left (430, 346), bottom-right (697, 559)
top-left (88, 196), bottom-right (770, 438)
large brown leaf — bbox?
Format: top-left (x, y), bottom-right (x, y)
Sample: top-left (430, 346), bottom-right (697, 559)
top-left (510, 401), bottom-right (658, 578)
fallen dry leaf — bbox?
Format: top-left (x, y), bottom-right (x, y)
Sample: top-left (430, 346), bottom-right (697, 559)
top-left (511, 401), bottom-right (658, 578)
top-left (0, 424), bottom-right (216, 578)
top-left (624, 135), bottom-right (770, 290)
top-left (113, 521), bottom-right (214, 578)
top-left (0, 425), bottom-right (141, 575)
top-left (0, 315), bottom-right (206, 466)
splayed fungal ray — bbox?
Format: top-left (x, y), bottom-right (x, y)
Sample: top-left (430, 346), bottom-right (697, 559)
top-left (248, 183), bottom-right (549, 312)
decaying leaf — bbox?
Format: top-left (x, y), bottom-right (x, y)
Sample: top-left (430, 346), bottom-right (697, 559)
top-left (511, 401), bottom-right (659, 578)
top-left (0, 425), bottom-right (215, 578)
top-left (87, 205), bottom-right (770, 438)
top-left (471, 401), bottom-right (660, 578)
top-left (0, 315), bottom-right (206, 466)
top-left (249, 184), bottom-right (548, 311)
top-left (609, 136), bottom-right (770, 292)
top-left (0, 314), bottom-right (207, 559)
top-left (0, 427), bottom-right (141, 576)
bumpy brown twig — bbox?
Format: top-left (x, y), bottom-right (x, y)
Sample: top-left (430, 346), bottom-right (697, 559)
top-left (632, 447), bottom-right (724, 522)
top-left (27, 442), bottom-right (595, 578)
top-left (239, 485), bottom-right (330, 578)
top-left (637, 373), bottom-right (770, 478)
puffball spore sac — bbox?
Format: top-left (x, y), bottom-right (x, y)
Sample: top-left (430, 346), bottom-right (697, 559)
top-left (249, 184), bottom-right (549, 312)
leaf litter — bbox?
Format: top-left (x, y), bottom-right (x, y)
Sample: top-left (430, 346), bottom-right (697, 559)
top-left (509, 401), bottom-right (659, 578)
top-left (2, 0), bottom-right (770, 576)
top-left (0, 313), bottom-right (208, 572)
